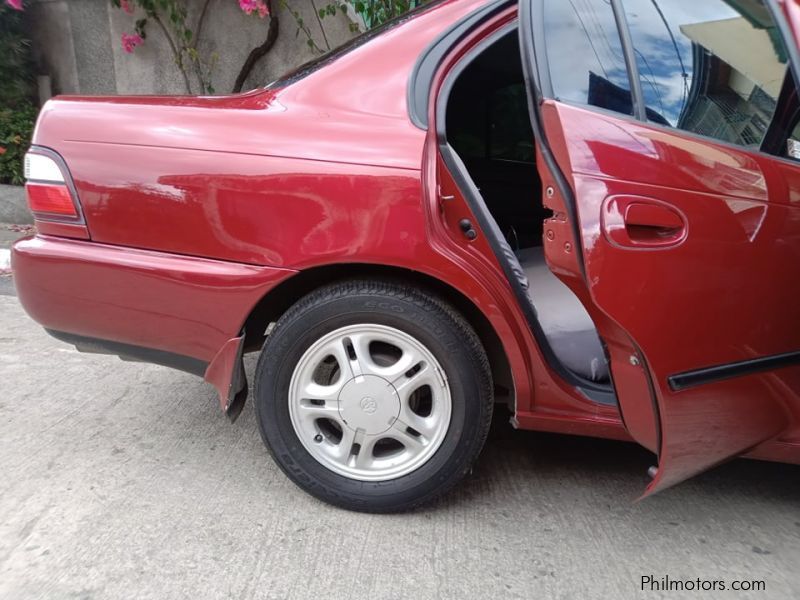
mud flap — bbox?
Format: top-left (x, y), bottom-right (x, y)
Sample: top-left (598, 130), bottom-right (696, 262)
top-left (204, 332), bottom-right (248, 422)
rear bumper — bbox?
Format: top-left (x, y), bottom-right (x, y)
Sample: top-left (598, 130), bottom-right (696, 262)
top-left (11, 236), bottom-right (295, 366)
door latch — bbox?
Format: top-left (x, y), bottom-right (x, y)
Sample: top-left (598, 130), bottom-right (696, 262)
top-left (459, 218), bottom-right (477, 240)
top-left (437, 185), bottom-right (455, 204)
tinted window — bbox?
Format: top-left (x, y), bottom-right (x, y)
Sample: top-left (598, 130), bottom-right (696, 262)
top-left (624, 0), bottom-right (789, 148)
top-left (545, 0), bottom-right (634, 115)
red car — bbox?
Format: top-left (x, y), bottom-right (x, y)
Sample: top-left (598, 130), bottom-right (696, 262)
top-left (12, 0), bottom-right (800, 512)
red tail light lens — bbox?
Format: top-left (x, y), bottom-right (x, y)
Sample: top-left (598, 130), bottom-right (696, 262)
top-left (25, 183), bottom-right (78, 217)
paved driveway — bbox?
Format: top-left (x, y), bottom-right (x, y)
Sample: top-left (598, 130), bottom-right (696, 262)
top-left (1, 295), bottom-right (798, 599)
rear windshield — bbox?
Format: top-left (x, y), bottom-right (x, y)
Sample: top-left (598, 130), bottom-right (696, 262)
top-left (266, 1), bottom-right (446, 88)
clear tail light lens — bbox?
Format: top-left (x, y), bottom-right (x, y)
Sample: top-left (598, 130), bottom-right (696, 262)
top-left (24, 152), bottom-right (65, 183)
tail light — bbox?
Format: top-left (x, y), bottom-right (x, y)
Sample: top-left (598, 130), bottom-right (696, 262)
top-left (24, 149), bottom-right (83, 222)
top-left (26, 183), bottom-right (77, 217)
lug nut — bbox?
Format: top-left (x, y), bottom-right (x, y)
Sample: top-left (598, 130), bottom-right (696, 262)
top-left (313, 434), bottom-right (323, 443)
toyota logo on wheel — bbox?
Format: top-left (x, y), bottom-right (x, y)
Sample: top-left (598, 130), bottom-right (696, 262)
top-left (360, 396), bottom-right (377, 414)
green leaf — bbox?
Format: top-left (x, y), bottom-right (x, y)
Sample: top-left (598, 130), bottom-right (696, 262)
top-left (0, 103), bottom-right (36, 185)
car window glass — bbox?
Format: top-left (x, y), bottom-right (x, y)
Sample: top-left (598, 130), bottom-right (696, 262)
top-left (623, 0), bottom-right (789, 149)
top-left (544, 0), bottom-right (634, 115)
top-left (786, 118), bottom-right (800, 159)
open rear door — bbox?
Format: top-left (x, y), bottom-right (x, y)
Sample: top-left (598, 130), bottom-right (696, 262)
top-left (520, 0), bottom-right (800, 494)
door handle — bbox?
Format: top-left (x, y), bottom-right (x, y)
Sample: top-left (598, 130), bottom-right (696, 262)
top-left (624, 202), bottom-right (685, 243)
top-left (602, 196), bottom-right (687, 249)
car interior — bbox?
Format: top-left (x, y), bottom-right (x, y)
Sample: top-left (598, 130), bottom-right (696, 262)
top-left (444, 28), bottom-right (611, 387)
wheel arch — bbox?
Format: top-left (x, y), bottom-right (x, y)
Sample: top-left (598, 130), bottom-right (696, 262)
top-left (240, 262), bottom-right (516, 409)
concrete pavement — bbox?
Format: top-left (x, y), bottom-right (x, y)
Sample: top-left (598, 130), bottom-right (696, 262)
top-left (0, 185), bottom-right (32, 225)
top-left (0, 223), bottom-right (33, 296)
top-left (1, 294), bottom-right (799, 599)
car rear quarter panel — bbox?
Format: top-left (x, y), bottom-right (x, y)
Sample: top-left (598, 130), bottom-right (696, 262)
top-left (59, 146), bottom-right (426, 268)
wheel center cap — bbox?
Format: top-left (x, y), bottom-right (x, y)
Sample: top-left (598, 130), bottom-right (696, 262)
top-left (338, 375), bottom-right (399, 435)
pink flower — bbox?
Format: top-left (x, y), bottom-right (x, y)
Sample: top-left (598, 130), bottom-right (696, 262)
top-left (0, 147), bottom-right (6, 156)
top-left (121, 32), bottom-right (144, 54)
top-left (120, 0), bottom-right (134, 15)
top-left (239, 0), bottom-right (268, 18)
top-left (5, 0), bottom-right (24, 11)
top-left (238, 0), bottom-right (257, 13)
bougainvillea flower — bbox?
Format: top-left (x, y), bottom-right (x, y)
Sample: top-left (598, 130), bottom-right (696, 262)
top-left (5, 0), bottom-right (24, 11)
top-left (120, 0), bottom-right (134, 15)
top-left (238, 0), bottom-right (258, 13)
top-left (239, 0), bottom-right (268, 18)
top-left (121, 32), bottom-right (144, 54)
top-left (0, 147), bottom-right (6, 156)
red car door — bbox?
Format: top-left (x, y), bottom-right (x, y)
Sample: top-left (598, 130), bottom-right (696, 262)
top-left (521, 0), bottom-right (800, 493)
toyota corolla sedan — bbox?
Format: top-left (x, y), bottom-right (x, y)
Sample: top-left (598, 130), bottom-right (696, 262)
top-left (12, 0), bottom-right (800, 512)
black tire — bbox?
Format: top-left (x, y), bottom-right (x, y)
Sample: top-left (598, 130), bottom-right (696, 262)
top-left (254, 279), bottom-right (493, 512)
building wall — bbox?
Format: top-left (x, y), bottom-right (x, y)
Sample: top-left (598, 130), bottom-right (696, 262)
top-left (71, 0), bottom-right (118, 95)
top-left (28, 0), bottom-right (357, 98)
top-left (28, 0), bottom-right (81, 95)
